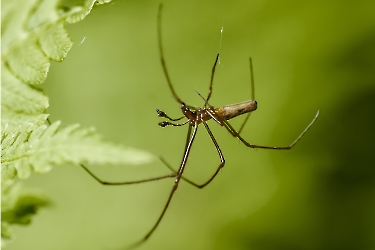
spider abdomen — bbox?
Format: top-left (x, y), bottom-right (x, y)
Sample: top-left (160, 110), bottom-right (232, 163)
top-left (216, 100), bottom-right (257, 121)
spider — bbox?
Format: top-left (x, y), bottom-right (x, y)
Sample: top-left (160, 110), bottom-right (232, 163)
top-left (80, 4), bottom-right (319, 248)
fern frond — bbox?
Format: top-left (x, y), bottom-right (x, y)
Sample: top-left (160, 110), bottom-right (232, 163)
top-left (1, 1), bottom-right (154, 246)
top-left (1, 0), bottom-right (107, 129)
top-left (1, 66), bottom-right (49, 128)
top-left (1, 121), bottom-right (154, 181)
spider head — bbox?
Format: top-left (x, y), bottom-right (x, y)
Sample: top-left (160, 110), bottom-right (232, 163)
top-left (180, 102), bottom-right (195, 120)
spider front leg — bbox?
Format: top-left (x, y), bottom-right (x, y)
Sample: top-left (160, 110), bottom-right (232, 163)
top-left (206, 54), bottom-right (220, 102)
top-left (157, 4), bottom-right (184, 105)
top-left (159, 123), bottom-right (203, 188)
top-left (130, 120), bottom-right (199, 247)
top-left (160, 121), bottom-right (225, 189)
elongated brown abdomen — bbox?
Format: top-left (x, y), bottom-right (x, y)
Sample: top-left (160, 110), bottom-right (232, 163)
top-left (216, 100), bottom-right (257, 121)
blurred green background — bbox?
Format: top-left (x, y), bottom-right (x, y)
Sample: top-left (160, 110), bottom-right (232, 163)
top-left (9, 0), bottom-right (375, 249)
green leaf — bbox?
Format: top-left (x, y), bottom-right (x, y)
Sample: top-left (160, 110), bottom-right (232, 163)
top-left (1, 121), bottom-right (155, 180)
top-left (1, 0), bottom-right (155, 247)
top-left (1, 1), bottom-right (110, 129)
top-left (2, 0), bottom-right (67, 85)
top-left (1, 66), bottom-right (49, 129)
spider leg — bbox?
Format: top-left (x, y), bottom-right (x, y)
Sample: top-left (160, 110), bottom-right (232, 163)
top-left (156, 109), bottom-right (184, 121)
top-left (184, 123), bottom-right (193, 150)
top-left (159, 124), bottom-right (210, 188)
top-left (237, 112), bottom-right (252, 136)
top-left (223, 110), bottom-right (320, 149)
top-left (237, 57), bottom-right (255, 135)
top-left (131, 121), bottom-right (199, 246)
top-left (160, 121), bottom-right (225, 189)
top-left (194, 121), bottom-right (225, 188)
top-left (206, 54), bottom-right (220, 102)
top-left (160, 157), bottom-right (201, 188)
top-left (157, 4), bottom-right (183, 104)
top-left (80, 164), bottom-right (177, 185)
top-left (159, 120), bottom-right (189, 127)
top-left (159, 124), bottom-right (200, 187)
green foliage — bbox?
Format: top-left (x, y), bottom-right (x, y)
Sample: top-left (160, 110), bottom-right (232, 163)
top-left (1, 0), bottom-right (154, 247)
top-left (1, 121), bottom-right (154, 181)
top-left (1, 183), bottom-right (50, 248)
top-left (1, 67), bottom-right (49, 128)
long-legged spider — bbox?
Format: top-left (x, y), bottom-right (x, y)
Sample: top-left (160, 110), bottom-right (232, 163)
top-left (80, 4), bottom-right (319, 248)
